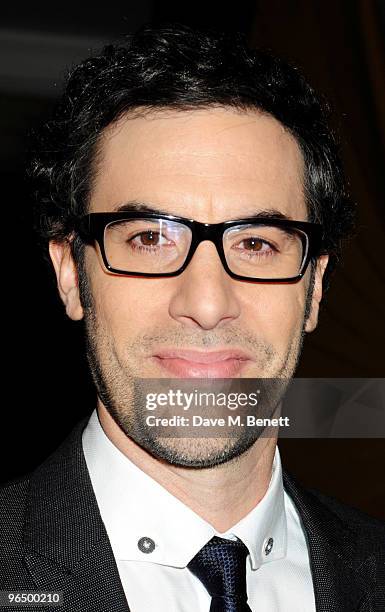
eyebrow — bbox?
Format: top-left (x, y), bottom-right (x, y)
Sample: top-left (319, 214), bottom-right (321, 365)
top-left (113, 200), bottom-right (292, 221)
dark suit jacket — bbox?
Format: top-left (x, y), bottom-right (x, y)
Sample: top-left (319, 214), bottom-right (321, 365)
top-left (0, 418), bottom-right (384, 612)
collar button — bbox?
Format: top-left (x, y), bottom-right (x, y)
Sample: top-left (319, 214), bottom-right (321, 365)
top-left (264, 537), bottom-right (274, 556)
top-left (138, 537), bottom-right (156, 554)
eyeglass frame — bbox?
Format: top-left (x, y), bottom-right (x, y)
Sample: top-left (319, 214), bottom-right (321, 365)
top-left (75, 211), bottom-right (324, 284)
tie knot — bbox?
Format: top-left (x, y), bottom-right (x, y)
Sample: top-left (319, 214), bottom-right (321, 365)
top-left (187, 536), bottom-right (249, 601)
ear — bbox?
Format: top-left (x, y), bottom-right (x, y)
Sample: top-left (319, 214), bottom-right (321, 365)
top-left (49, 240), bottom-right (84, 321)
top-left (304, 255), bottom-right (329, 333)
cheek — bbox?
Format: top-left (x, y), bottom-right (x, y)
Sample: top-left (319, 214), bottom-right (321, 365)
top-left (242, 284), bottom-right (307, 342)
top-left (91, 269), bottom-right (170, 337)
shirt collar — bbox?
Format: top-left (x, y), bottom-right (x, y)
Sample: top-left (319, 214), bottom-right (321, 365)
top-left (82, 409), bottom-right (287, 570)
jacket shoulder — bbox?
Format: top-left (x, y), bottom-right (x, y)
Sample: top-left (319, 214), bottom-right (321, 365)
top-left (308, 486), bottom-right (385, 535)
top-left (283, 470), bottom-right (385, 557)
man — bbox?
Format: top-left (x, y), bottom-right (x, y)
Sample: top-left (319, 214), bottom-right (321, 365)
top-left (0, 23), bottom-right (384, 612)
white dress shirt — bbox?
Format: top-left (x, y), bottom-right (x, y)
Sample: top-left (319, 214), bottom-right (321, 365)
top-left (82, 410), bottom-right (316, 611)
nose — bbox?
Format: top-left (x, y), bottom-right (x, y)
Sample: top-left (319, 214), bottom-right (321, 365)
top-left (168, 241), bottom-right (241, 330)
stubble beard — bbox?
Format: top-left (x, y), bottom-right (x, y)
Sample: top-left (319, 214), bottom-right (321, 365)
top-left (80, 263), bottom-right (313, 469)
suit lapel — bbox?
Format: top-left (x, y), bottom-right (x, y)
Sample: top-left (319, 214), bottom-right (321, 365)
top-left (283, 471), bottom-right (376, 612)
top-left (23, 418), bottom-right (130, 612)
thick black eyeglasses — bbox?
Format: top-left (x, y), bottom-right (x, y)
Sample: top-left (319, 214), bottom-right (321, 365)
top-left (75, 212), bottom-right (323, 283)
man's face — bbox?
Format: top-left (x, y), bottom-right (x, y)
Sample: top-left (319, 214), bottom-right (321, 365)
top-left (51, 107), bottom-right (327, 467)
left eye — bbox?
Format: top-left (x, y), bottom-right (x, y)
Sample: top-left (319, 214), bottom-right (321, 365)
top-left (237, 238), bottom-right (272, 252)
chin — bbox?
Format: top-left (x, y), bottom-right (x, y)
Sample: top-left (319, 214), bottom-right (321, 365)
top-left (130, 433), bottom-right (258, 469)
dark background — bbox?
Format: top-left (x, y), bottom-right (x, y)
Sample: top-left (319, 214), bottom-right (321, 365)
top-left (1, 1), bottom-right (384, 517)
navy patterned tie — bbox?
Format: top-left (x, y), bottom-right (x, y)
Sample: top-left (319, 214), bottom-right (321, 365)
top-left (187, 536), bottom-right (252, 611)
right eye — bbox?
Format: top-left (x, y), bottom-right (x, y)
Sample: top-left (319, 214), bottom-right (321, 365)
top-left (130, 231), bottom-right (167, 247)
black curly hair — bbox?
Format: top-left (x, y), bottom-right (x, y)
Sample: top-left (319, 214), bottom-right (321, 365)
top-left (29, 23), bottom-right (355, 292)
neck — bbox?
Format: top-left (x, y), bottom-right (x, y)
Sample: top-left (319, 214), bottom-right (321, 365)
top-left (97, 403), bottom-right (277, 532)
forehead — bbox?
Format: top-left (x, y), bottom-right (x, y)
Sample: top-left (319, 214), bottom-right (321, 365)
top-left (90, 107), bottom-right (307, 221)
